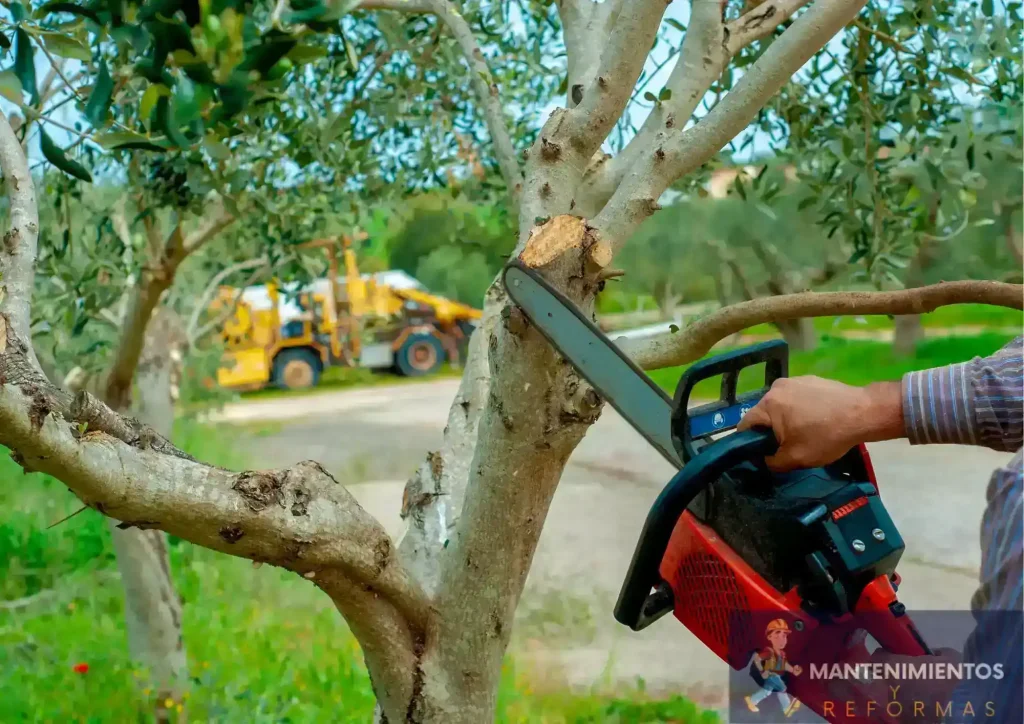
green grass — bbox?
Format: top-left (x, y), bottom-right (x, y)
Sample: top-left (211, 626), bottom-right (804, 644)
top-left (724, 304), bottom-right (1023, 337)
top-left (1, 421), bottom-right (718, 723)
top-left (648, 332), bottom-right (1019, 399)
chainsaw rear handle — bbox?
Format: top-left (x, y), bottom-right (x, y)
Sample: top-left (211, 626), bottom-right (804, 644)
top-left (614, 427), bottom-right (779, 631)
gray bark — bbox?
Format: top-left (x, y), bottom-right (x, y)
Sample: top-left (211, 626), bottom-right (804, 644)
top-left (893, 314), bottom-right (923, 356)
top-left (107, 309), bottom-right (188, 720)
top-left (775, 317), bottom-right (818, 352)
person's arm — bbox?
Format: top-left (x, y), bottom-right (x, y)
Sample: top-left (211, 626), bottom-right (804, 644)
top-left (738, 336), bottom-right (1023, 471)
top-left (903, 336), bottom-right (1023, 452)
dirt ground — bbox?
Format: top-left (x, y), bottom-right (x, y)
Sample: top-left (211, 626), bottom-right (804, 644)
top-left (220, 378), bottom-right (1013, 710)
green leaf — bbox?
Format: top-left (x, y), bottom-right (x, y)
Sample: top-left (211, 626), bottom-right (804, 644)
top-left (204, 137), bottom-right (230, 160)
top-left (982, 0), bottom-right (994, 16)
top-left (40, 130), bottom-right (92, 182)
top-left (0, 70), bottom-right (23, 104)
top-left (281, 3), bottom-right (328, 24)
top-left (287, 44), bottom-right (328, 65)
top-left (732, 176), bottom-right (746, 201)
top-left (85, 60), bottom-right (113, 127)
top-left (37, 2), bottom-right (101, 23)
top-left (643, 91), bottom-right (657, 102)
top-left (342, 30), bottom-right (359, 71)
top-left (155, 95), bottom-right (189, 148)
top-left (909, 94), bottom-right (920, 116)
top-left (943, 66), bottom-right (976, 84)
top-left (239, 32), bottom-right (297, 76)
top-left (10, 1), bottom-right (26, 22)
top-left (96, 130), bottom-right (169, 151)
top-left (900, 185), bottom-right (921, 208)
top-left (140, 83), bottom-right (171, 122)
top-left (665, 18), bottom-right (686, 32)
top-left (40, 32), bottom-right (92, 61)
top-left (14, 29), bottom-right (36, 105)
top-left (221, 194), bottom-right (240, 219)
top-left (658, 88), bottom-right (672, 102)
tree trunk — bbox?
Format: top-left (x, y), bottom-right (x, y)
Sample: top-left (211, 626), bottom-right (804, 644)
top-left (774, 317), bottom-right (818, 352)
top-left (892, 314), bottom-right (923, 357)
top-left (657, 279), bottom-right (676, 320)
top-left (107, 309), bottom-right (187, 722)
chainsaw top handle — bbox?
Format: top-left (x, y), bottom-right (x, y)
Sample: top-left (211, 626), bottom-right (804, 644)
top-left (671, 339), bottom-right (788, 463)
top-left (614, 427), bottom-right (780, 631)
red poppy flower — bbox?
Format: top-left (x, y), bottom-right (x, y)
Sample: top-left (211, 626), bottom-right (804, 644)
top-left (72, 662), bottom-right (89, 674)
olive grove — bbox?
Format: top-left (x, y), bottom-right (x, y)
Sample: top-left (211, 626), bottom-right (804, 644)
top-left (1, 0), bottom-right (1022, 721)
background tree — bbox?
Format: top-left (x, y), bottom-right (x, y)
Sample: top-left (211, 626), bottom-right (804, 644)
top-left (1, 1), bottom-right (1022, 722)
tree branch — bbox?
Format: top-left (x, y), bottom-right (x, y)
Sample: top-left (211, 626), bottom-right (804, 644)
top-left (725, 0), bottom-right (812, 54)
top-left (427, 0), bottom-right (522, 202)
top-left (188, 264), bottom-right (268, 346)
top-left (578, 0), bottom-right (813, 216)
top-left (560, 0), bottom-right (668, 160)
top-left (0, 110), bottom-right (39, 368)
top-left (621, 281), bottom-right (1024, 370)
top-left (556, 0), bottom-right (621, 108)
top-left (103, 205), bottom-right (236, 410)
top-left (577, 0), bottom-right (729, 216)
top-left (518, 1), bottom-right (667, 239)
top-left (182, 202), bottom-right (236, 255)
top-left (186, 257), bottom-right (270, 343)
top-left (359, 0), bottom-right (523, 205)
top-left (592, 0), bottom-right (868, 249)
top-left (0, 380), bottom-right (429, 619)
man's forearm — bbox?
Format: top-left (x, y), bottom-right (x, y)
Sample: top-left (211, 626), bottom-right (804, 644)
top-left (858, 381), bottom-right (905, 443)
top-left (902, 336), bottom-right (1023, 451)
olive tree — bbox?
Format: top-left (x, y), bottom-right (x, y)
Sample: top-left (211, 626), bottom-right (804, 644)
top-left (2, 1), bottom-right (1022, 721)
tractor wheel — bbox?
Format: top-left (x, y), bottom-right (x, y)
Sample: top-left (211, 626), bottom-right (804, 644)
top-left (272, 348), bottom-right (321, 390)
top-left (394, 332), bottom-right (444, 377)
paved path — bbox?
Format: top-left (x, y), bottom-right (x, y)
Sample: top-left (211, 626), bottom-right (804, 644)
top-left (227, 378), bottom-right (1013, 707)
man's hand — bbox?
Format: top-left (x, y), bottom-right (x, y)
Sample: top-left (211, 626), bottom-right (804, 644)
top-left (736, 376), bottom-right (904, 471)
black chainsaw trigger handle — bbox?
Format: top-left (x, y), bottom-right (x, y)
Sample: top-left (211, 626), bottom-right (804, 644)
top-left (671, 339), bottom-right (789, 463)
top-left (614, 428), bottom-right (780, 631)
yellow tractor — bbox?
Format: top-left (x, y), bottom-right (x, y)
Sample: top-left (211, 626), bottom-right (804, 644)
top-left (213, 235), bottom-right (482, 391)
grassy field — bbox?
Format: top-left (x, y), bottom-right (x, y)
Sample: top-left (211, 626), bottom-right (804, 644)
top-left (0, 426), bottom-right (718, 724)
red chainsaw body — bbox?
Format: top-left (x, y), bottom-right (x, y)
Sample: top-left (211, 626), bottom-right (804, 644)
top-left (658, 444), bottom-right (926, 723)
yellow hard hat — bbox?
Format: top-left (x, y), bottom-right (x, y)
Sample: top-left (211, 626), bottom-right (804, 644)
top-left (766, 619), bottom-right (791, 635)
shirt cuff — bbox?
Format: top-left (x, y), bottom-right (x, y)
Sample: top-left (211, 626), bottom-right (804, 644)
top-left (901, 362), bottom-right (977, 446)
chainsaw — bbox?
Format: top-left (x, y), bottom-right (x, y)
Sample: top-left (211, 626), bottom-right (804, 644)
top-left (503, 261), bottom-right (934, 723)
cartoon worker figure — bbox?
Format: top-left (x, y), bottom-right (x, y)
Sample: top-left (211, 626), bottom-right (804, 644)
top-left (745, 619), bottom-right (803, 717)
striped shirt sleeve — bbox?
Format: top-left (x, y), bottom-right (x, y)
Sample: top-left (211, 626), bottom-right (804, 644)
top-left (901, 336), bottom-right (1024, 451)
top-left (951, 450), bottom-right (1023, 719)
